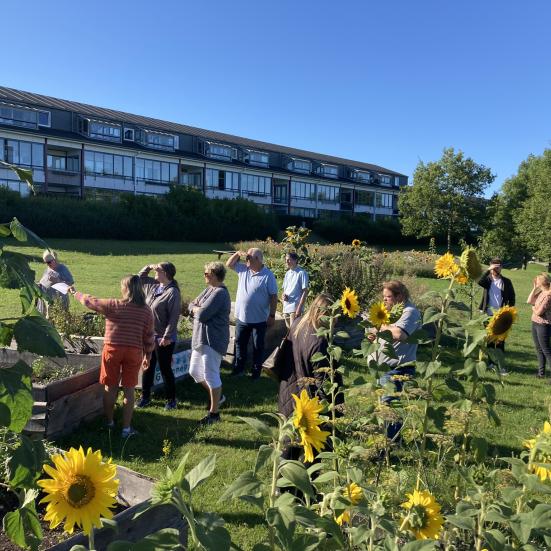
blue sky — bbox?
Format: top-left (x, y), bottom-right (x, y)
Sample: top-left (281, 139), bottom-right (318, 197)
top-left (3, 0), bottom-right (551, 194)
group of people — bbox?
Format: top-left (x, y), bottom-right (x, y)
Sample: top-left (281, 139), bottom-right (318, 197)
top-left (34, 248), bottom-right (551, 444)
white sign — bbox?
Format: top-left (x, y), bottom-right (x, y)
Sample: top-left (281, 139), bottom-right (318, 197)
top-left (152, 349), bottom-right (191, 386)
top-left (52, 282), bottom-right (70, 295)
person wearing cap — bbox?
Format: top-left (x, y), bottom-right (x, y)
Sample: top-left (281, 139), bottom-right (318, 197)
top-left (136, 262), bottom-right (182, 410)
top-left (281, 252), bottom-right (309, 329)
top-left (37, 250), bottom-right (74, 317)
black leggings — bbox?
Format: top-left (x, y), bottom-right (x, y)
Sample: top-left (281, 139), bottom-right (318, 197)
top-left (532, 322), bottom-right (551, 376)
top-left (141, 342), bottom-right (176, 400)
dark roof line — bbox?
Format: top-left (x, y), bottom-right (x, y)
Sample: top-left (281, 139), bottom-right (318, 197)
top-left (0, 85), bottom-right (407, 177)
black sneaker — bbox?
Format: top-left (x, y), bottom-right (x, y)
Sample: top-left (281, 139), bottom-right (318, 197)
top-left (135, 397), bottom-right (151, 408)
top-left (200, 412), bottom-right (221, 425)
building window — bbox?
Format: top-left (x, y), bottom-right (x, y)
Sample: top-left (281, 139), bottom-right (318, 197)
top-left (206, 168), bottom-right (239, 191)
top-left (135, 158), bottom-right (178, 184)
top-left (205, 142), bottom-right (237, 161)
top-left (0, 102), bottom-right (50, 130)
top-left (288, 158), bottom-right (311, 174)
top-left (379, 174), bottom-right (392, 187)
top-left (85, 151), bottom-right (133, 178)
top-left (78, 117), bottom-right (122, 142)
top-left (47, 150), bottom-right (80, 172)
top-left (376, 192), bottom-right (393, 208)
top-left (245, 150), bottom-right (269, 167)
top-left (317, 184), bottom-right (339, 203)
top-left (291, 180), bottom-right (316, 200)
top-left (4, 139), bottom-right (44, 168)
top-left (355, 190), bottom-right (374, 206)
top-left (242, 174), bottom-right (270, 195)
top-left (38, 111), bottom-right (51, 127)
top-left (123, 128), bottom-right (135, 141)
top-left (140, 130), bottom-right (176, 151)
top-left (317, 164), bottom-right (338, 178)
top-left (351, 169), bottom-right (371, 183)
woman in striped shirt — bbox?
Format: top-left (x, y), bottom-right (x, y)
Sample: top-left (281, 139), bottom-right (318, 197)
top-left (70, 275), bottom-right (155, 438)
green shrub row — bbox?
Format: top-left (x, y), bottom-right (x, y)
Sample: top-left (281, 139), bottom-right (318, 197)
top-left (0, 186), bottom-right (278, 242)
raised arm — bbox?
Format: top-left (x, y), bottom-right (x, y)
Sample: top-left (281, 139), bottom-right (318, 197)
top-left (226, 251), bottom-right (242, 270)
top-left (72, 291), bottom-right (113, 315)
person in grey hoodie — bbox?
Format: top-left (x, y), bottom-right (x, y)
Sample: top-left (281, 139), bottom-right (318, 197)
top-left (189, 261), bottom-right (231, 424)
top-left (136, 261), bottom-right (181, 410)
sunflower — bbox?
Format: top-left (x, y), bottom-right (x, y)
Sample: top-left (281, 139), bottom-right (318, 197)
top-left (351, 239), bottom-right (361, 248)
top-left (38, 447), bottom-right (119, 535)
top-left (292, 390), bottom-right (330, 463)
top-left (401, 489), bottom-right (444, 540)
top-left (460, 247), bottom-right (482, 280)
top-left (524, 421), bottom-right (551, 481)
top-left (434, 252), bottom-right (460, 279)
top-left (454, 269), bottom-right (469, 285)
top-left (335, 482), bottom-right (363, 525)
top-left (368, 301), bottom-right (390, 328)
top-left (486, 305), bottom-right (518, 344)
top-left (286, 229), bottom-right (294, 238)
top-left (341, 287), bottom-right (360, 319)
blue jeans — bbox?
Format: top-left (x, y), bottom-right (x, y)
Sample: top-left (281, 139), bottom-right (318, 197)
top-left (379, 365), bottom-right (416, 441)
top-left (234, 320), bottom-right (267, 374)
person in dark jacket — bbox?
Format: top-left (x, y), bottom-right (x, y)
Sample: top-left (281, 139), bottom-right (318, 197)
top-left (278, 293), bottom-right (343, 461)
top-left (136, 262), bottom-right (181, 410)
top-left (478, 257), bottom-right (516, 374)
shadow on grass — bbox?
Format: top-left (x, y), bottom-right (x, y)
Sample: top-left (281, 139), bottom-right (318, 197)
top-left (5, 238), bottom-right (230, 257)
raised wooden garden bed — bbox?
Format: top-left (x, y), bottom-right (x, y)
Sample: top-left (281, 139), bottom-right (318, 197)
top-left (1, 348), bottom-right (103, 440)
top-left (45, 464), bottom-right (187, 550)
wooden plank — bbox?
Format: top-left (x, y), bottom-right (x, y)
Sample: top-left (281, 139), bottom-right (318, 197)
top-left (45, 365), bottom-right (100, 402)
top-left (32, 401), bottom-right (48, 414)
top-left (45, 382), bottom-right (104, 439)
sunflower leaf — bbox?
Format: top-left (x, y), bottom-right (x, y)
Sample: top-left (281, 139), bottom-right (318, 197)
top-left (106, 528), bottom-right (181, 550)
top-left (13, 315), bottom-right (66, 358)
top-left (183, 454), bottom-right (216, 494)
top-left (278, 461), bottom-right (315, 498)
top-left (3, 496), bottom-right (42, 551)
top-left (0, 360), bottom-right (34, 432)
top-left (7, 435), bottom-right (46, 489)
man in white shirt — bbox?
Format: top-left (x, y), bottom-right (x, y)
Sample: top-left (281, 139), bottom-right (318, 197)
top-left (281, 252), bottom-right (309, 329)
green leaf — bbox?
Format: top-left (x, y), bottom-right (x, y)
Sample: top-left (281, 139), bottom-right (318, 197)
top-left (266, 506), bottom-right (295, 550)
top-left (238, 416), bottom-right (275, 439)
top-left (335, 331), bottom-right (350, 339)
top-left (9, 219), bottom-right (50, 250)
top-left (195, 513), bottom-right (232, 551)
top-left (445, 377), bottom-right (465, 394)
top-left (423, 360), bottom-right (441, 380)
top-left (0, 360), bottom-right (34, 431)
top-left (219, 470), bottom-right (263, 506)
top-left (13, 315), bottom-right (66, 357)
top-left (278, 461), bottom-right (315, 498)
top-left (3, 496), bottom-right (42, 551)
top-left (0, 164), bottom-right (35, 194)
top-left (8, 435), bottom-right (47, 489)
top-left (106, 528), bottom-right (181, 550)
top-left (470, 436), bottom-right (488, 463)
top-left (0, 223), bottom-right (11, 237)
top-left (446, 513), bottom-right (476, 531)
top-left (254, 444), bottom-right (276, 475)
top-left (310, 352), bottom-right (326, 363)
top-left (427, 405), bottom-right (447, 431)
top-left (0, 322), bottom-right (14, 347)
top-left (183, 454), bottom-right (216, 493)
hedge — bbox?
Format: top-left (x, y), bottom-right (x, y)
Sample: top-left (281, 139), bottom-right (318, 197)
top-left (0, 186), bottom-right (278, 242)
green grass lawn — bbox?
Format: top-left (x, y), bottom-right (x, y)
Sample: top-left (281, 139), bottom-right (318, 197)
top-left (2, 239), bottom-right (550, 549)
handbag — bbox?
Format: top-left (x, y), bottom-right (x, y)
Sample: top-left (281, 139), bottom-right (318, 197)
top-left (262, 334), bottom-right (293, 382)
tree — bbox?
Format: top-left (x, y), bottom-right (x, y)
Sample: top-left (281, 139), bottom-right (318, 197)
top-left (481, 150), bottom-right (551, 266)
top-left (399, 147), bottom-right (495, 250)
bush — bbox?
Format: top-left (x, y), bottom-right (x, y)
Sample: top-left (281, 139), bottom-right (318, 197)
top-left (0, 186), bottom-right (278, 242)
top-left (313, 213), bottom-right (413, 246)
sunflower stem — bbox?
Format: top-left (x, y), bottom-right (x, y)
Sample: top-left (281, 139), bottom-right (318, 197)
top-left (88, 528), bottom-right (95, 551)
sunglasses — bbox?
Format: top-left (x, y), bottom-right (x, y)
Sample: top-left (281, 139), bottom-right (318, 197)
top-left (204, 272), bottom-right (210, 276)
top-left (46, 260), bottom-right (54, 265)
top-left (246, 255), bottom-right (253, 261)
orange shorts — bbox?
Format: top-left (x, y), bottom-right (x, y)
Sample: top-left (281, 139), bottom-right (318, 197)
top-left (100, 344), bottom-right (143, 388)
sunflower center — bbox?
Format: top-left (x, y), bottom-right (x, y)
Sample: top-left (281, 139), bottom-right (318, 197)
top-left (408, 504), bottom-right (428, 529)
top-left (66, 475), bottom-right (95, 508)
top-left (345, 299), bottom-right (351, 309)
top-left (492, 313), bottom-right (513, 335)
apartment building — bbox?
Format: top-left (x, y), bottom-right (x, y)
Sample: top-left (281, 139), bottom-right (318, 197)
top-left (0, 86), bottom-right (407, 219)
